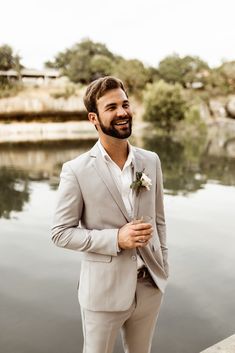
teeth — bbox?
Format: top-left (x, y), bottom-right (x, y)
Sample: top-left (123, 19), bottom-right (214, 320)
top-left (116, 120), bottom-right (128, 125)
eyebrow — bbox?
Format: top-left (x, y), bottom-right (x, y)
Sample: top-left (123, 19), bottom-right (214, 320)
top-left (104, 100), bottom-right (129, 109)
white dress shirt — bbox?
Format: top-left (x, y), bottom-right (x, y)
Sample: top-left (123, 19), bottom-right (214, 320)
top-left (98, 140), bottom-right (145, 270)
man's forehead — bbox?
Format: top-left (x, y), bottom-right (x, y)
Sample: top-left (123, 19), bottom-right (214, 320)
top-left (97, 88), bottom-right (128, 106)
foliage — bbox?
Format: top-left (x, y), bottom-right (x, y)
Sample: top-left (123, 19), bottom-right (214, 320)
top-left (113, 58), bottom-right (150, 95)
top-left (45, 39), bottom-right (115, 83)
top-left (0, 44), bottom-right (22, 71)
top-left (45, 40), bottom-right (235, 99)
top-left (205, 61), bottom-right (235, 95)
top-left (147, 66), bottom-right (160, 83)
top-left (89, 55), bottom-right (114, 79)
top-left (158, 54), bottom-right (209, 88)
top-left (187, 107), bottom-right (206, 135)
top-left (0, 44), bottom-right (23, 97)
top-left (143, 80), bottom-right (187, 132)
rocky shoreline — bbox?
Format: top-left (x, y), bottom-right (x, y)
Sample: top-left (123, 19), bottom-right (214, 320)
top-left (0, 86), bottom-right (235, 158)
top-left (0, 121), bottom-right (97, 143)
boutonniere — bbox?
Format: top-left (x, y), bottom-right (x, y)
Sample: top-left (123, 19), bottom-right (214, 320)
top-left (130, 169), bottom-right (152, 196)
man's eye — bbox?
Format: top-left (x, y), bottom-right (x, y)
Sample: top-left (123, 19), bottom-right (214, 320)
top-left (123, 104), bottom-right (129, 108)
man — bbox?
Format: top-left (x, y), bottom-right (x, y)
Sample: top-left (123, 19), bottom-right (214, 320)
top-left (51, 76), bottom-right (169, 353)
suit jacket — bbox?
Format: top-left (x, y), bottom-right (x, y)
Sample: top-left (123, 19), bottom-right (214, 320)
top-left (51, 142), bottom-right (169, 312)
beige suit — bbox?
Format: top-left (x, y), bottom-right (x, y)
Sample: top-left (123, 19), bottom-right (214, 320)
top-left (51, 142), bottom-right (169, 352)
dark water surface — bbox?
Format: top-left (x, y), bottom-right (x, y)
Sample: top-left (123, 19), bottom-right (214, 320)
top-left (0, 139), bottom-right (235, 353)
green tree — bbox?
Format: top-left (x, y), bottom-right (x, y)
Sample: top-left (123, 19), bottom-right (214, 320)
top-left (205, 61), bottom-right (235, 95)
top-left (143, 80), bottom-right (186, 132)
top-left (0, 44), bottom-right (15, 70)
top-left (0, 45), bottom-right (23, 95)
top-left (158, 54), bottom-right (209, 88)
top-left (113, 58), bottom-right (150, 94)
top-left (0, 44), bottom-right (22, 71)
top-left (89, 54), bottom-right (113, 79)
top-left (147, 66), bottom-right (160, 83)
top-left (45, 39), bottom-right (115, 83)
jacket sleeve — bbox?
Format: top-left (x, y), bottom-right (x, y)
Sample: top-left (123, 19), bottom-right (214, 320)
top-left (51, 162), bottom-right (119, 256)
top-left (155, 153), bottom-right (169, 277)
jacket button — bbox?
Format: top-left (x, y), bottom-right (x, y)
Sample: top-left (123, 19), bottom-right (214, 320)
top-left (131, 255), bottom-right (137, 261)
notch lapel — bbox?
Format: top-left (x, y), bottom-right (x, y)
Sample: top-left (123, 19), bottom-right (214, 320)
top-left (90, 144), bottom-right (131, 222)
top-left (132, 149), bottom-right (156, 247)
top-left (132, 150), bottom-right (144, 219)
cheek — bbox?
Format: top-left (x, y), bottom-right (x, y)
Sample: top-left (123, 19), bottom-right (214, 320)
top-left (102, 113), bottom-right (116, 125)
top-left (127, 108), bottom-right (133, 117)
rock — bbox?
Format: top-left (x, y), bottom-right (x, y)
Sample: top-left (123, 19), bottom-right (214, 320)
top-left (226, 97), bottom-right (235, 118)
top-left (225, 137), bottom-right (235, 157)
top-left (209, 99), bottom-right (227, 118)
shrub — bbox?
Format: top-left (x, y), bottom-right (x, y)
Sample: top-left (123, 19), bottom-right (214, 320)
top-left (143, 80), bottom-right (186, 132)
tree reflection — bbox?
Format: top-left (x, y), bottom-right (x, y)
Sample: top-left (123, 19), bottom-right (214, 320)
top-left (143, 132), bottom-right (235, 194)
top-left (143, 134), bottom-right (207, 195)
top-left (0, 167), bottom-right (30, 219)
top-left (0, 139), bottom-right (235, 205)
top-left (200, 155), bottom-right (235, 186)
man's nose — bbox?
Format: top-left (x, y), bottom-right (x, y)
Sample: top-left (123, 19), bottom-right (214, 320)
top-left (116, 106), bottom-right (128, 117)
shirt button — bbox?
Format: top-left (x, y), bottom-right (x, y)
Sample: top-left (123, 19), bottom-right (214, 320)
top-left (131, 255), bottom-right (137, 261)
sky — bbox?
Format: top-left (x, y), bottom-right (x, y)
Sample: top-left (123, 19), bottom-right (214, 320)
top-left (1, 0), bottom-right (235, 70)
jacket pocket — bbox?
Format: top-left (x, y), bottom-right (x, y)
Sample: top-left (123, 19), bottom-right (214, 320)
top-left (83, 252), bottom-right (112, 263)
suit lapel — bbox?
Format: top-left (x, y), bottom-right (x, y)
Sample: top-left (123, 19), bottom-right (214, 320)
top-left (90, 143), bottom-right (131, 221)
top-left (132, 149), bottom-right (144, 219)
top-left (90, 143), bottom-right (155, 247)
top-left (132, 150), bottom-right (155, 246)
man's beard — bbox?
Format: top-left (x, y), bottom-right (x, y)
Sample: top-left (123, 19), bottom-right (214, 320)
top-left (97, 114), bottom-right (132, 139)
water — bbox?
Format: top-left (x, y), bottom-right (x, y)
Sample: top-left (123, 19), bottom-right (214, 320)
top-left (0, 138), bottom-right (235, 353)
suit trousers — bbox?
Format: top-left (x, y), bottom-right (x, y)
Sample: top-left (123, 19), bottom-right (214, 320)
top-left (80, 276), bottom-right (163, 353)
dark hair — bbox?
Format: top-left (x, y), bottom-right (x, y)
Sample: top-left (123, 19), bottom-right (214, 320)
top-left (83, 76), bottom-right (128, 114)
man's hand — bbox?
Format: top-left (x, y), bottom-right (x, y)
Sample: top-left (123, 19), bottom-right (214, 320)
top-left (118, 222), bottom-right (153, 250)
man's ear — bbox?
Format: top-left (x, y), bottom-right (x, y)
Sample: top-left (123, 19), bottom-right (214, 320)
top-left (88, 112), bottom-right (99, 127)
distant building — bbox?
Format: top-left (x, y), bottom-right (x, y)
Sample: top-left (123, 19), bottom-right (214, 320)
top-left (0, 68), bottom-right (61, 85)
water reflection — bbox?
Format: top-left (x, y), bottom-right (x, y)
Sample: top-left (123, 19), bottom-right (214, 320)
top-left (1, 137), bottom-right (235, 219)
top-left (1, 138), bottom-right (235, 353)
top-left (143, 134), bottom-right (235, 194)
top-left (0, 167), bottom-right (30, 219)
top-left (0, 140), bottom-right (94, 219)
top-left (200, 155), bottom-right (235, 186)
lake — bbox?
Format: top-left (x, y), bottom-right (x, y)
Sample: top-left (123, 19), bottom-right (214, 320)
top-left (0, 137), bottom-right (235, 353)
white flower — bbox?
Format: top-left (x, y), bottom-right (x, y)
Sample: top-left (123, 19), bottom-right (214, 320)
top-left (141, 173), bottom-right (152, 191)
top-left (130, 169), bottom-right (152, 195)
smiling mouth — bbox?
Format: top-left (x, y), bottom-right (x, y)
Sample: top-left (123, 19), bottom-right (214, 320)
top-left (114, 119), bottom-right (129, 126)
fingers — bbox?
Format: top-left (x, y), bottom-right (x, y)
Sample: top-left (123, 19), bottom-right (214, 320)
top-left (135, 238), bottom-right (150, 247)
top-left (131, 222), bottom-right (152, 230)
top-left (136, 234), bottom-right (151, 241)
top-left (118, 222), bottom-right (153, 250)
top-left (135, 235), bottom-right (151, 244)
top-left (130, 223), bottom-right (153, 236)
top-left (133, 228), bottom-right (153, 236)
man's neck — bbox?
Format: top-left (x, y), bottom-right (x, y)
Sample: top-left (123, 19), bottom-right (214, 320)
top-left (99, 136), bottom-right (129, 170)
